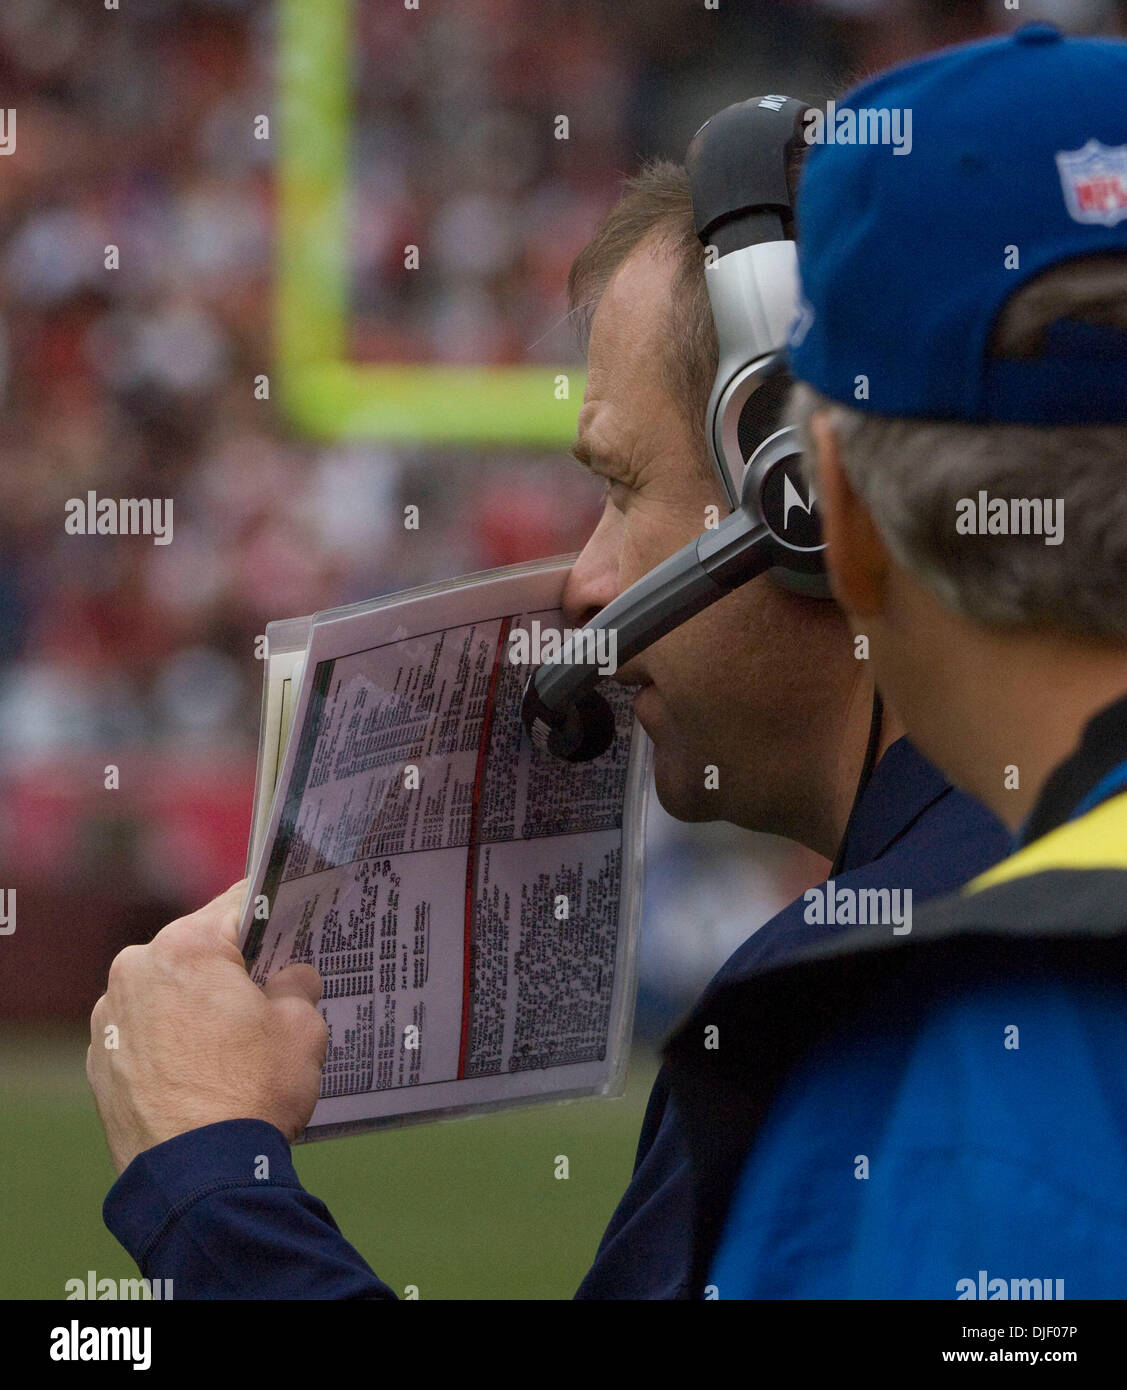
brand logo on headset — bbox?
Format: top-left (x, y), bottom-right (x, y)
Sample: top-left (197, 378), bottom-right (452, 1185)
top-left (781, 473), bottom-right (816, 530)
top-left (760, 458), bottom-right (823, 550)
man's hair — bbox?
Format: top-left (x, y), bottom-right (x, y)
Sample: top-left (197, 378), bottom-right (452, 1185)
top-left (567, 160), bottom-right (716, 470)
top-left (790, 253), bottom-right (1127, 639)
top-left (566, 151), bottom-right (804, 474)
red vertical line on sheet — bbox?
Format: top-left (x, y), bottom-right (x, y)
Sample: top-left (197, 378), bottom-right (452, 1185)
top-left (458, 616), bottom-right (512, 1079)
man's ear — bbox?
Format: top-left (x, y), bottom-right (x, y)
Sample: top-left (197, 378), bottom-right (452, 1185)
top-left (810, 410), bottom-right (889, 618)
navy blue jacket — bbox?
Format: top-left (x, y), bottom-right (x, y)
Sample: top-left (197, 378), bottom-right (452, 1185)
top-left (103, 737), bottom-right (1009, 1298)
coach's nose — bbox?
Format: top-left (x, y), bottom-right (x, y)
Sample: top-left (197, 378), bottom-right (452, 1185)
top-left (562, 508), bottom-right (621, 629)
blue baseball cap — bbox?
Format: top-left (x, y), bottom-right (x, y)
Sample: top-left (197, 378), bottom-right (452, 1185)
top-left (787, 23), bottom-right (1127, 424)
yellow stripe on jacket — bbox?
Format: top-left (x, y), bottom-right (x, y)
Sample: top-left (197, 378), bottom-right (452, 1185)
top-left (967, 789), bottom-right (1127, 894)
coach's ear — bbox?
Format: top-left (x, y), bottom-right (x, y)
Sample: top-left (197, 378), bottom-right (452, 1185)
top-left (809, 410), bottom-right (889, 619)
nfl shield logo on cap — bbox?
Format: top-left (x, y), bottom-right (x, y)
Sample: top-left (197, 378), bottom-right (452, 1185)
top-left (1055, 139), bottom-right (1127, 227)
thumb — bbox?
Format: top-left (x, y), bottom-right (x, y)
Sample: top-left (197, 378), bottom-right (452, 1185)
top-left (263, 962), bottom-right (324, 1008)
top-left (210, 878), bottom-right (251, 947)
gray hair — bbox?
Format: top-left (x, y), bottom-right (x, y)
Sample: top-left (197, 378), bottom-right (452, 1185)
top-left (789, 254), bottom-right (1127, 638)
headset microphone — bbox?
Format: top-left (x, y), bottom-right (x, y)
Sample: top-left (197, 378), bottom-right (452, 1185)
top-left (522, 94), bottom-right (829, 762)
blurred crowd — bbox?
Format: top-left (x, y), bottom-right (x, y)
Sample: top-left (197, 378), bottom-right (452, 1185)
top-left (1, 0), bottom-right (1122, 1025)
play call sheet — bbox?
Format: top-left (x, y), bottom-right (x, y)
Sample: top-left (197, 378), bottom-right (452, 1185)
top-left (240, 572), bottom-right (643, 1137)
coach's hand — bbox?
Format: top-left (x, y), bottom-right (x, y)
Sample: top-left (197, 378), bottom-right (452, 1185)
top-left (87, 880), bottom-right (328, 1175)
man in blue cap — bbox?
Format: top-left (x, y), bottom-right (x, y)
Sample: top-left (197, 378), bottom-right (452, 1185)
top-left (665, 23), bottom-right (1127, 1299)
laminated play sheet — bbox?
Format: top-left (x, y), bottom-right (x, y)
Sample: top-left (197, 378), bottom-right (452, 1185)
top-left (240, 557), bottom-right (650, 1140)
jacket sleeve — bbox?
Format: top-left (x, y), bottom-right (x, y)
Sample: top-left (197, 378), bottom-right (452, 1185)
top-left (103, 1119), bottom-right (397, 1299)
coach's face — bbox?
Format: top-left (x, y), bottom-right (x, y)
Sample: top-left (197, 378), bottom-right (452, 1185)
top-left (563, 233), bottom-right (836, 830)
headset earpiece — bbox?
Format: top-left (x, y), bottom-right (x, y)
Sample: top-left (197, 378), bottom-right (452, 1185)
top-left (687, 95), bottom-right (829, 597)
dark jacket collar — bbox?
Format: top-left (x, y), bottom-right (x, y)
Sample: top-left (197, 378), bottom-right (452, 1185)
top-left (1021, 688), bottom-right (1127, 846)
top-left (838, 736), bottom-right (953, 869)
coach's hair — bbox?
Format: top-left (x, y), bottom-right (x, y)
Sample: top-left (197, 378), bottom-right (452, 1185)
top-left (567, 151), bottom-right (805, 474)
top-left (790, 253), bottom-right (1127, 639)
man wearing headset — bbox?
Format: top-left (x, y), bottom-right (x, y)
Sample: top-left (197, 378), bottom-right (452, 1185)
top-left (87, 95), bottom-right (1010, 1298)
top-left (668, 24), bottom-right (1127, 1299)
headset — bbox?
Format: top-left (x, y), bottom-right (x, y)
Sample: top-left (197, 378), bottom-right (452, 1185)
top-left (521, 94), bottom-right (831, 764)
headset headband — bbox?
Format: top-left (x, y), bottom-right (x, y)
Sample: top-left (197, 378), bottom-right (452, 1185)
top-left (686, 94), bottom-right (809, 251)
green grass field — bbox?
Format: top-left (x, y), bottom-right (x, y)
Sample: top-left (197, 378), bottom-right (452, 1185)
top-left (0, 1027), bottom-right (660, 1300)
